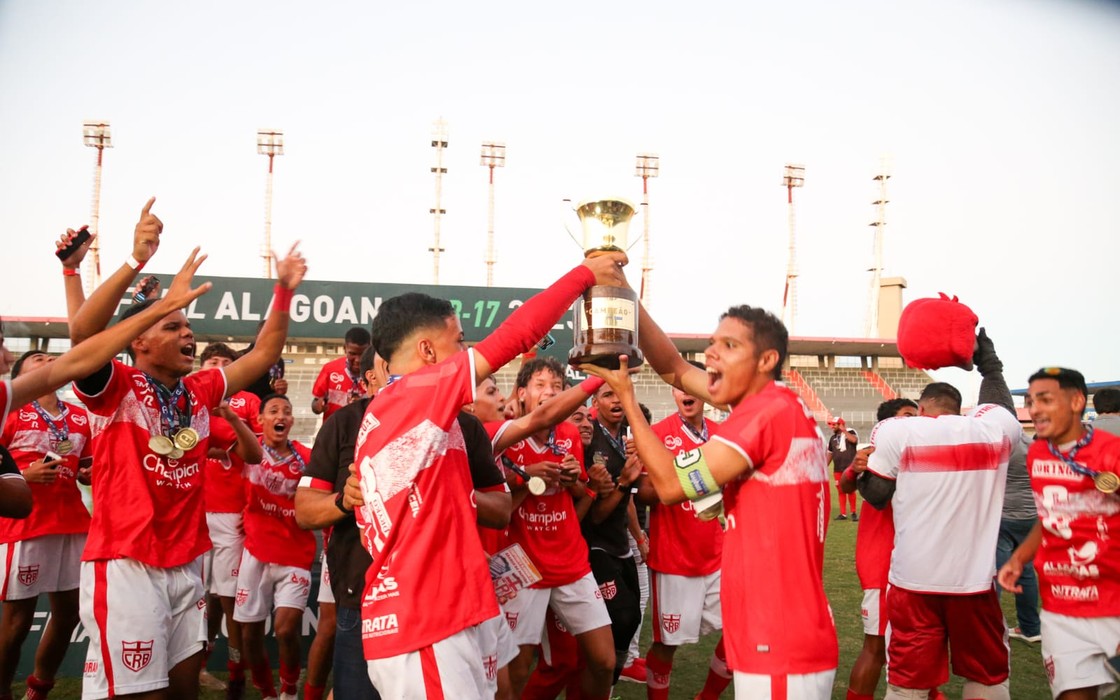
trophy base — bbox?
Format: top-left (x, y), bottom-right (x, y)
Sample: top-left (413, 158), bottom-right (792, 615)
top-left (568, 343), bottom-right (644, 371)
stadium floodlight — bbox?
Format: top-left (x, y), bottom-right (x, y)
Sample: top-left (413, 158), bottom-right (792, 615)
top-left (257, 129), bottom-right (284, 279)
top-left (781, 163), bottom-right (806, 335)
top-left (429, 119), bottom-right (449, 285)
top-left (480, 141), bottom-right (507, 287)
top-left (634, 153), bottom-right (660, 308)
top-left (82, 121), bottom-right (113, 293)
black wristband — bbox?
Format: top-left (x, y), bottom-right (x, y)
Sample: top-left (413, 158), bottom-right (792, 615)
top-left (334, 491), bottom-right (353, 514)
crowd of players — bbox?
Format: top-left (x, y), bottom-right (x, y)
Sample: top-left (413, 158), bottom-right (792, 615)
top-left (0, 198), bottom-right (1117, 700)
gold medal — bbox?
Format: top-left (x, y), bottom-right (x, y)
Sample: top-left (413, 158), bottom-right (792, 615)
top-left (1094, 471), bottom-right (1120, 494)
top-left (55, 439), bottom-right (73, 455)
top-left (174, 428), bottom-right (200, 451)
top-left (149, 435), bottom-right (175, 456)
top-left (527, 476), bottom-right (547, 496)
top-left (169, 447), bottom-right (185, 460)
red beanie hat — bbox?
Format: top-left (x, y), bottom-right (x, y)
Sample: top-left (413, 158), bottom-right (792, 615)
top-left (896, 293), bottom-right (978, 370)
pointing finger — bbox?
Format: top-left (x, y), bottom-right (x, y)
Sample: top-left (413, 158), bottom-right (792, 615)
top-left (141, 197), bottom-right (156, 217)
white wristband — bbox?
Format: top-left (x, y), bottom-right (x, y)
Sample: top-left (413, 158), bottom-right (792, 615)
top-left (127, 256), bottom-right (145, 271)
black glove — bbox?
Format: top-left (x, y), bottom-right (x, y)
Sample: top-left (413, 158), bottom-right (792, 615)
top-left (972, 327), bottom-right (1003, 377)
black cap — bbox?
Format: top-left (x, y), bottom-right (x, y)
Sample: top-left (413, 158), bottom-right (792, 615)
top-left (1028, 367), bottom-right (1088, 397)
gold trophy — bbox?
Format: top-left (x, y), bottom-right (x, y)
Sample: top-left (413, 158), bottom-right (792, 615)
top-left (566, 198), bottom-right (644, 370)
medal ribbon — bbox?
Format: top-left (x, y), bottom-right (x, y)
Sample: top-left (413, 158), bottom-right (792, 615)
top-left (264, 441), bottom-right (306, 472)
top-left (597, 422), bottom-right (627, 459)
top-left (678, 414), bottom-right (709, 443)
top-left (346, 365), bottom-right (362, 395)
top-left (1045, 427), bottom-right (1101, 480)
top-left (543, 427), bottom-right (567, 456)
top-left (31, 399), bottom-right (70, 444)
top-left (146, 376), bottom-right (192, 438)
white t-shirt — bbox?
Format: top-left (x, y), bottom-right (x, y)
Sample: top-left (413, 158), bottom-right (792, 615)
top-left (867, 404), bottom-right (1022, 594)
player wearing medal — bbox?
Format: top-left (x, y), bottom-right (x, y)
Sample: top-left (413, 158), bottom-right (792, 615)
top-left (65, 197), bottom-right (306, 700)
top-left (311, 327), bottom-right (371, 423)
top-left (234, 395), bottom-right (314, 700)
top-left (352, 253), bottom-right (626, 700)
top-left (584, 302), bottom-right (839, 699)
top-left (999, 368), bottom-right (1120, 700)
top-left (0, 351), bottom-right (94, 700)
top-left (638, 378), bottom-right (731, 700)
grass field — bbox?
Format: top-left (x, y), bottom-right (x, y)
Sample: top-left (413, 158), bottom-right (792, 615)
top-left (23, 500), bottom-right (1053, 699)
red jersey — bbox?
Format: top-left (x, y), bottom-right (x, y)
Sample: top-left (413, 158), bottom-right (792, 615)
top-left (75, 361), bottom-right (227, 567)
top-left (1028, 430), bottom-right (1120, 617)
top-left (203, 391), bottom-right (260, 514)
top-left (855, 500), bottom-right (894, 590)
top-left (477, 420), bottom-right (515, 556)
top-left (648, 414), bottom-right (723, 576)
top-left (0, 380), bottom-right (10, 436)
top-left (710, 381), bottom-right (837, 675)
top-left (504, 421), bottom-right (590, 588)
top-left (354, 351), bottom-right (497, 659)
top-left (0, 401), bottom-right (93, 542)
top-left (313, 357), bottom-right (362, 423)
top-left (243, 440), bottom-right (316, 569)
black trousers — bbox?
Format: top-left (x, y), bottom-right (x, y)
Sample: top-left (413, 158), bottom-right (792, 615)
top-left (588, 549), bottom-right (641, 683)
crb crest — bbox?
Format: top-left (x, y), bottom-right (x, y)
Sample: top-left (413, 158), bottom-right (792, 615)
top-left (661, 614), bottom-right (682, 634)
top-left (599, 580), bottom-right (617, 600)
top-left (17, 565), bottom-right (39, 586)
top-left (121, 640), bottom-right (154, 672)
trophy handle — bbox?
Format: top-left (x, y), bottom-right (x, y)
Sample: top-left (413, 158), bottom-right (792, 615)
top-left (561, 198), bottom-right (584, 250)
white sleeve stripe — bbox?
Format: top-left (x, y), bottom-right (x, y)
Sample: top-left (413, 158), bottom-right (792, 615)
top-left (710, 434), bottom-right (754, 471)
top-left (467, 350), bottom-right (478, 404)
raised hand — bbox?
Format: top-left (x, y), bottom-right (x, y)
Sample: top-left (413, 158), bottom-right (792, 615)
top-left (274, 241), bottom-right (307, 290)
top-left (581, 354), bottom-right (637, 401)
top-left (159, 248), bottom-right (212, 312)
top-left (132, 197), bottom-right (163, 264)
top-left (56, 226), bottom-right (95, 269)
top-left (581, 251), bottom-right (630, 288)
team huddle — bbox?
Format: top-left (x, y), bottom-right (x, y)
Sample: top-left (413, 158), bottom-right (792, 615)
top-left (0, 200), bottom-right (1117, 700)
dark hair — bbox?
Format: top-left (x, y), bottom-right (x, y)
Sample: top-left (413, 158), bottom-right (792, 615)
top-left (259, 393), bottom-right (291, 413)
top-left (515, 357), bottom-right (565, 391)
top-left (199, 342), bottom-right (238, 365)
top-left (720, 305), bottom-right (788, 379)
top-left (1028, 367), bottom-right (1088, 398)
top-left (1094, 387), bottom-right (1120, 415)
top-left (639, 403), bottom-right (653, 423)
top-left (369, 293), bottom-right (455, 361)
top-left (687, 359), bottom-right (705, 371)
top-left (117, 299), bottom-right (160, 359)
top-left (344, 326), bottom-right (372, 347)
top-left (919, 382), bottom-right (962, 414)
top-left (359, 345), bottom-right (377, 377)
top-left (877, 397), bottom-right (919, 422)
top-left (11, 349), bottom-right (47, 379)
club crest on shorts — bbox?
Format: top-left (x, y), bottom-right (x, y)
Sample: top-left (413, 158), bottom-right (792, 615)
top-left (661, 613), bottom-right (681, 634)
top-left (121, 640), bottom-right (154, 672)
top-left (484, 654), bottom-right (498, 681)
top-left (17, 565), bottom-right (39, 586)
top-left (505, 612), bottom-right (519, 630)
top-left (236, 588), bottom-right (249, 606)
top-left (599, 580), bottom-right (617, 600)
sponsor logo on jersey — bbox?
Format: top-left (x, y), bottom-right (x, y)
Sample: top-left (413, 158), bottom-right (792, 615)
top-left (290, 573), bottom-right (311, 589)
top-left (362, 613), bottom-right (399, 637)
top-left (18, 409), bottom-right (38, 423)
top-left (357, 414), bottom-right (381, 446)
top-left (554, 437), bottom-right (573, 453)
top-left (121, 640), bottom-right (154, 672)
top-left (521, 507), bottom-right (568, 529)
top-left (71, 412), bottom-right (88, 426)
top-left (228, 397), bottom-right (246, 409)
top-left (663, 435), bottom-right (683, 451)
top-left (1043, 562), bottom-right (1100, 580)
top-left (661, 614), bottom-right (681, 634)
top-left (505, 612), bottom-right (519, 630)
top-left (408, 487), bottom-right (424, 517)
top-left (1050, 584), bottom-right (1099, 601)
top-left (17, 565), bottom-right (39, 586)
top-left (1043, 655), bottom-right (1056, 683)
top-left (84, 661), bottom-right (99, 675)
top-left (1032, 460), bottom-right (1087, 482)
top-left (330, 372), bottom-right (345, 385)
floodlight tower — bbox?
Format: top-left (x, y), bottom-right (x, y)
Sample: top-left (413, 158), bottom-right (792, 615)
top-left (865, 159), bottom-right (891, 337)
top-left (480, 141), bottom-right (506, 287)
top-left (82, 121), bottom-right (112, 294)
top-left (429, 119), bottom-right (449, 285)
top-left (257, 129), bottom-right (284, 279)
top-left (781, 164), bottom-right (805, 335)
top-left (634, 153), bottom-right (659, 308)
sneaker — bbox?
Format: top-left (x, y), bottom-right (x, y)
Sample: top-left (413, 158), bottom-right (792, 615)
top-left (835, 513), bottom-right (847, 520)
top-left (199, 670), bottom-right (227, 691)
top-left (619, 658), bottom-right (647, 684)
top-left (850, 512), bottom-right (859, 522)
top-left (1008, 627), bottom-right (1041, 643)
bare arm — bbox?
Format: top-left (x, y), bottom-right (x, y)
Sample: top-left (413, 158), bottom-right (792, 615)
top-left (56, 227), bottom-right (94, 321)
top-left (222, 243), bottom-right (306, 398)
top-left (997, 521), bottom-right (1042, 593)
top-left (475, 489), bottom-right (512, 529)
top-left (636, 301), bottom-right (714, 405)
top-left (213, 404), bottom-right (263, 464)
top-left (493, 377), bottom-right (603, 454)
top-left (295, 487), bottom-right (348, 531)
top-left (0, 477), bottom-right (32, 519)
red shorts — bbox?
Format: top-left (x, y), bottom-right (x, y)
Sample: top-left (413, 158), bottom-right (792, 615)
top-left (886, 585), bottom-right (1009, 689)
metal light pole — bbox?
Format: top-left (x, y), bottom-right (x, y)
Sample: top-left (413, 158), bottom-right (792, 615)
top-left (82, 121), bottom-right (112, 294)
top-left (781, 164), bottom-right (805, 335)
top-left (480, 141), bottom-right (506, 287)
top-left (865, 158), bottom-right (891, 337)
top-left (634, 153), bottom-right (659, 308)
top-left (429, 119), bottom-right (449, 285)
top-left (257, 129), bottom-right (284, 279)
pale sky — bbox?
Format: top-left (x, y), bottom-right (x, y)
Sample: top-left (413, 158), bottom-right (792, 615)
top-left (1, 0), bottom-right (1118, 399)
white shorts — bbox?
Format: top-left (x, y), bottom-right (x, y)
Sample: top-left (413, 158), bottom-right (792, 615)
top-left (733, 668), bottom-right (836, 700)
top-left (367, 624), bottom-right (489, 700)
top-left (862, 587), bottom-right (888, 637)
top-left (649, 569), bottom-right (721, 646)
top-left (477, 612), bottom-right (518, 693)
top-left (317, 552), bottom-right (335, 605)
top-left (204, 512), bottom-right (244, 598)
top-left (232, 549), bottom-right (311, 624)
top-left (79, 556), bottom-right (206, 700)
top-left (500, 572), bottom-right (612, 646)
top-left (1040, 610), bottom-right (1120, 698)
top-left (1, 533), bottom-right (86, 600)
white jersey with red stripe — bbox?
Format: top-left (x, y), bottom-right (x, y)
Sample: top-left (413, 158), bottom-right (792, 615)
top-left (648, 414), bottom-right (723, 577)
top-left (312, 357), bottom-right (361, 422)
top-left (0, 401), bottom-right (93, 541)
top-left (1027, 430), bottom-right (1120, 617)
top-left (867, 404), bottom-right (1021, 594)
top-left (353, 350), bottom-right (498, 660)
top-left (243, 440), bottom-right (316, 570)
top-left (710, 381), bottom-right (837, 676)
